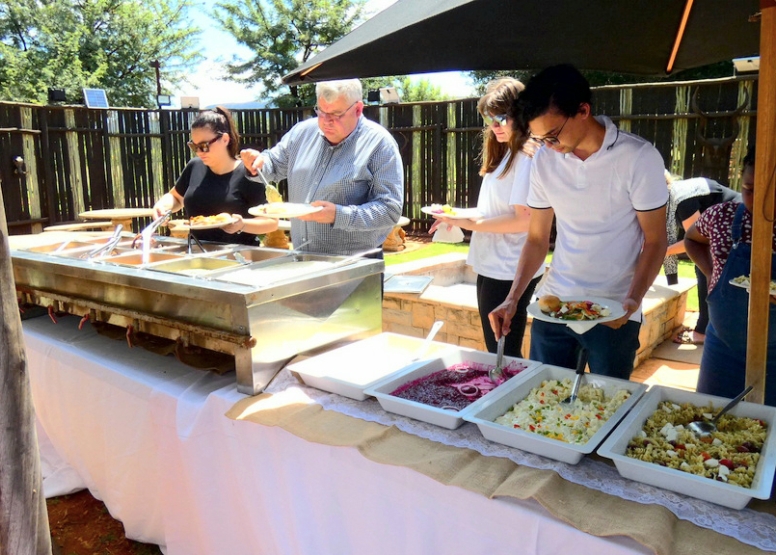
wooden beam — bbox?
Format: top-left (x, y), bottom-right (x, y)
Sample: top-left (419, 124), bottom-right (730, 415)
top-left (747, 3), bottom-right (776, 404)
top-left (0, 185), bottom-right (51, 554)
top-left (666, 0), bottom-right (695, 73)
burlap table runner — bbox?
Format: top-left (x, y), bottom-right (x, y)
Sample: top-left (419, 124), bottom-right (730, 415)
top-left (227, 394), bottom-right (772, 555)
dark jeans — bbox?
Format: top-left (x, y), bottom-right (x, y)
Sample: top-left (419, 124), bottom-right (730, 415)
top-left (694, 265), bottom-right (709, 333)
top-left (529, 318), bottom-right (641, 380)
top-left (476, 274), bottom-right (541, 358)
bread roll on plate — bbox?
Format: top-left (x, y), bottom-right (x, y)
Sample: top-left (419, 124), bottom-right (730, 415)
top-left (538, 295), bottom-right (561, 314)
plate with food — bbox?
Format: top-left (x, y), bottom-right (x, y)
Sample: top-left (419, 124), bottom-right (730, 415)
top-left (249, 202), bottom-right (323, 219)
top-left (527, 295), bottom-right (625, 325)
top-left (421, 204), bottom-right (482, 220)
top-left (729, 274), bottom-right (776, 295)
top-left (188, 214), bottom-right (238, 230)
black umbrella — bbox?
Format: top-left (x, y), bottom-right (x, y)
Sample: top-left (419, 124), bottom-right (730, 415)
top-left (282, 0), bottom-right (760, 84)
top-left (282, 0), bottom-right (776, 405)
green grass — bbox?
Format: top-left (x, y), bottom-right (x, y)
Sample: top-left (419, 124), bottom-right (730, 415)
top-left (384, 242), bottom-right (469, 265)
top-left (386, 242), bottom-right (700, 312)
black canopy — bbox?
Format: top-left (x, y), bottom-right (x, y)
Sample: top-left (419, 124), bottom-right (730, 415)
top-left (283, 0), bottom-right (760, 84)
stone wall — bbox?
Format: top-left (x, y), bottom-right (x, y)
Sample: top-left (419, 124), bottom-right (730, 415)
top-left (383, 254), bottom-right (694, 368)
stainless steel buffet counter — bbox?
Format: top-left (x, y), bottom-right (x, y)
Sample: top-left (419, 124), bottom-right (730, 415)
top-left (10, 232), bottom-right (383, 394)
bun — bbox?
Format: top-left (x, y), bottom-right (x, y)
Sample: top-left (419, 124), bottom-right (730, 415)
top-left (538, 295), bottom-right (561, 314)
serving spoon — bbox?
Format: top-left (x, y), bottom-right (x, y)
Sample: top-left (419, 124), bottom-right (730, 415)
top-left (488, 336), bottom-right (506, 384)
top-left (688, 385), bottom-right (753, 438)
top-left (562, 348), bottom-right (589, 404)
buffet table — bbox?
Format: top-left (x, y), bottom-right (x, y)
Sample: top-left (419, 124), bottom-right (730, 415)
top-left (25, 316), bottom-right (775, 555)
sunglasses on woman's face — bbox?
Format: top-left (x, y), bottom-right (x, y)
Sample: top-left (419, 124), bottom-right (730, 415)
top-left (482, 112), bottom-right (509, 127)
top-left (187, 134), bottom-right (223, 153)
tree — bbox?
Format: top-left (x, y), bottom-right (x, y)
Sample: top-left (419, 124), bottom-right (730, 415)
top-left (395, 76), bottom-right (451, 102)
top-left (213, 0), bottom-right (365, 107)
top-left (0, 0), bottom-right (202, 108)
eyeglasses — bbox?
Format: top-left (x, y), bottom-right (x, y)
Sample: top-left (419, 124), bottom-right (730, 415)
top-left (314, 101), bottom-right (358, 121)
top-left (529, 116), bottom-right (570, 146)
top-left (187, 134), bottom-right (223, 154)
top-left (482, 112), bottom-right (509, 127)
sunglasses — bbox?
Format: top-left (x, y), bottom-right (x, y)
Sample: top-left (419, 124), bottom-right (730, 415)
top-left (482, 112), bottom-right (509, 127)
top-left (187, 134), bottom-right (223, 153)
top-left (529, 116), bottom-right (569, 146)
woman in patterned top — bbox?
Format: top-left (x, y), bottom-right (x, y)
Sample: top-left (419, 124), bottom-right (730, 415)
top-left (684, 146), bottom-right (776, 405)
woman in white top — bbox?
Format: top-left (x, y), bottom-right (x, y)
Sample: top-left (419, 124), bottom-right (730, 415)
top-left (430, 78), bottom-right (543, 357)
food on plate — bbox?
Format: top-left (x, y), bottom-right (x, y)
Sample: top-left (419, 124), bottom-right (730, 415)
top-left (731, 274), bottom-right (776, 292)
top-left (538, 298), bottom-right (611, 320)
top-left (625, 400), bottom-right (767, 488)
top-left (189, 213), bottom-right (232, 227)
top-left (390, 360), bottom-right (530, 411)
top-left (494, 379), bottom-right (631, 444)
top-left (537, 295), bottom-right (562, 313)
top-left (428, 203), bottom-right (457, 216)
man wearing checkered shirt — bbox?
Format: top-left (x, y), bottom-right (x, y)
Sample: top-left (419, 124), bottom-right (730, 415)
top-left (241, 79), bottom-right (404, 257)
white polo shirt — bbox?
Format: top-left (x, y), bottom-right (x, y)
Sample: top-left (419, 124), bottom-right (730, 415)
top-left (467, 152), bottom-right (544, 281)
top-left (528, 116), bottom-right (667, 321)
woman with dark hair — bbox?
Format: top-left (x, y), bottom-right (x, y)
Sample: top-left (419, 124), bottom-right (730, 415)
top-left (685, 146), bottom-right (776, 405)
top-left (153, 106), bottom-right (276, 245)
top-left (430, 78), bottom-right (542, 357)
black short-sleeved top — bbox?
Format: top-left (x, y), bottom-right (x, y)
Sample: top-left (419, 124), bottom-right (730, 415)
top-left (675, 178), bottom-right (741, 222)
top-left (174, 158), bottom-right (267, 246)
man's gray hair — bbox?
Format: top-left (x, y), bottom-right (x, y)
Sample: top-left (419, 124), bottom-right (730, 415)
top-left (316, 79), bottom-right (363, 104)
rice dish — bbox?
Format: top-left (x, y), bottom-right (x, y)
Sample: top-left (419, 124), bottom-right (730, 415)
top-left (625, 400), bottom-right (767, 488)
top-left (493, 378), bottom-right (631, 444)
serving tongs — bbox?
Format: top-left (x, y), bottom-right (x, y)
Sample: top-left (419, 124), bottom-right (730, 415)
top-left (83, 224), bottom-right (124, 260)
top-left (131, 210), bottom-right (172, 249)
top-left (330, 248), bottom-right (383, 269)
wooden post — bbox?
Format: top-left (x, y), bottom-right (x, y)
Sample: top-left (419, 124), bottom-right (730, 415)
top-left (0, 185), bottom-right (51, 554)
top-left (747, 1), bottom-right (776, 404)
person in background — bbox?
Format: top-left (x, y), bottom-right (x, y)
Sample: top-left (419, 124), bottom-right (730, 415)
top-left (153, 106), bottom-right (277, 245)
top-left (663, 173), bottom-right (741, 345)
top-left (429, 78), bottom-right (541, 357)
top-left (488, 64), bottom-right (668, 380)
top-left (684, 146), bottom-right (776, 405)
top-left (239, 79), bottom-right (404, 256)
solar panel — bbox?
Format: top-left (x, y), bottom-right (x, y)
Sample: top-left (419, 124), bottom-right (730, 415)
top-left (83, 88), bottom-right (109, 109)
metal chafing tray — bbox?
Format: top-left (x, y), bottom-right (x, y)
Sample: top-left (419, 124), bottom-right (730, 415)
top-left (10, 234), bottom-right (383, 394)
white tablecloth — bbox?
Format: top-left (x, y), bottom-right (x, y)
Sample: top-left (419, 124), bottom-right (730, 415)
top-left (25, 316), bottom-right (650, 555)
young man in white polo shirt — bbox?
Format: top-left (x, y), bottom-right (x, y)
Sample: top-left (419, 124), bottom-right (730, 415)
top-left (489, 65), bottom-right (668, 379)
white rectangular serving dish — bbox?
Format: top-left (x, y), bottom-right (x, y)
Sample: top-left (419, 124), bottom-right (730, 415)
top-left (463, 365), bottom-right (647, 464)
top-left (287, 332), bottom-right (459, 401)
top-left (597, 385), bottom-right (776, 509)
top-left (364, 349), bottom-right (542, 430)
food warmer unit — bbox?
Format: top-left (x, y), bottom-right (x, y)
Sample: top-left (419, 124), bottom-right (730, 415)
top-left (10, 234), bottom-right (383, 395)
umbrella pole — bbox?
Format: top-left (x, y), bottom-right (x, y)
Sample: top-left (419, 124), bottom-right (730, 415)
top-left (747, 2), bottom-right (776, 405)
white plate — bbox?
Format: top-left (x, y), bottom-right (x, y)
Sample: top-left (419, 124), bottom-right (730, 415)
top-left (420, 206), bottom-right (482, 220)
top-left (527, 296), bottom-right (625, 325)
top-left (729, 275), bottom-right (776, 295)
top-left (364, 349), bottom-right (542, 429)
top-left (188, 216), bottom-right (239, 230)
top-left (597, 385), bottom-right (776, 509)
top-left (249, 203), bottom-right (323, 219)
top-left (287, 333), bottom-right (459, 401)
top-left (464, 365), bottom-right (646, 465)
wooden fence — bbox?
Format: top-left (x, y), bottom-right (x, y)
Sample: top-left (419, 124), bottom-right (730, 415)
top-left (0, 75), bottom-right (758, 236)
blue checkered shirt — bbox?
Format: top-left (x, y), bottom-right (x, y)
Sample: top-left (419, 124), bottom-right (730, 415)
top-left (262, 116), bottom-right (404, 255)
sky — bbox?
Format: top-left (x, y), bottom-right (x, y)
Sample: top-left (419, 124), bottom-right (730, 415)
top-left (169, 0), bottom-right (474, 108)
